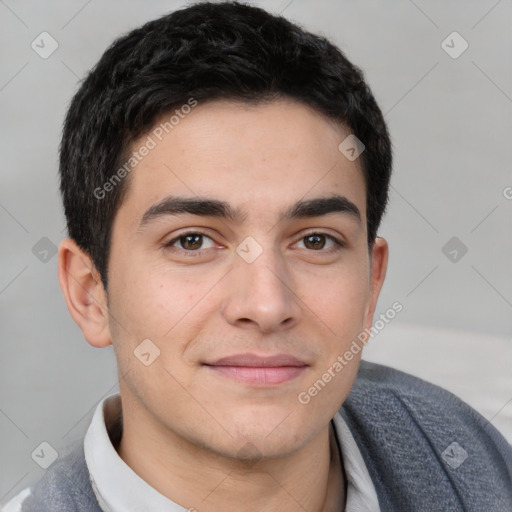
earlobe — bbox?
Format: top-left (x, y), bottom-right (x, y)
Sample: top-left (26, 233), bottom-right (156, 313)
top-left (57, 238), bottom-right (112, 348)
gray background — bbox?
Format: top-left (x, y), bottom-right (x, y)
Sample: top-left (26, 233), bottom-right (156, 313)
top-left (1, 0), bottom-right (511, 503)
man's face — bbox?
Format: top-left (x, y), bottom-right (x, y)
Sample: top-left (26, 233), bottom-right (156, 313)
top-left (105, 99), bottom-right (386, 460)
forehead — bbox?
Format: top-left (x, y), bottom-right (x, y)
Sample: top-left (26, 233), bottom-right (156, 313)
top-left (117, 99), bottom-right (367, 226)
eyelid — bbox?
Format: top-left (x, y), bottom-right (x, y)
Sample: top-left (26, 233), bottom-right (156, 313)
top-left (164, 229), bottom-right (217, 250)
top-left (302, 228), bottom-right (345, 239)
top-left (294, 230), bottom-right (347, 250)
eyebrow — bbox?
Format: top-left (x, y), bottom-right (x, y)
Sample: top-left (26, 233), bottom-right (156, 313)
top-left (138, 194), bottom-right (362, 229)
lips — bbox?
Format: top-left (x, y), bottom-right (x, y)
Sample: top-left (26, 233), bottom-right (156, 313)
top-left (207, 353), bottom-right (308, 367)
top-left (204, 353), bottom-right (308, 385)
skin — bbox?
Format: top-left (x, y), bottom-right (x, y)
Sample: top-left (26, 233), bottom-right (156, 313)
top-left (58, 99), bottom-right (388, 512)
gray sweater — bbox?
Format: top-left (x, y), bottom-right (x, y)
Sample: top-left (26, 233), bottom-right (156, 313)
top-left (19, 361), bottom-right (512, 511)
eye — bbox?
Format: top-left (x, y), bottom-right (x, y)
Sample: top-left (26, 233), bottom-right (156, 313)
top-left (165, 231), bottom-right (216, 251)
top-left (296, 233), bottom-right (345, 251)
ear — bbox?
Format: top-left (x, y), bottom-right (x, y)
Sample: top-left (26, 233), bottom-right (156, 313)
top-left (363, 236), bottom-right (389, 331)
top-left (57, 238), bottom-right (112, 348)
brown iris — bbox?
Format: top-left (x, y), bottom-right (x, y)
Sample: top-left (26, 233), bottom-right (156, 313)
top-left (179, 234), bottom-right (203, 250)
top-left (303, 234), bottom-right (326, 250)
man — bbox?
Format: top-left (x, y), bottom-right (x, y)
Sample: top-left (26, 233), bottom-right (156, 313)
top-left (6, 2), bottom-right (511, 511)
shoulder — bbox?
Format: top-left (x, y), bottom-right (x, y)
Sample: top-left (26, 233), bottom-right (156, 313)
top-left (16, 441), bottom-right (101, 512)
top-left (343, 360), bottom-right (512, 510)
top-left (347, 360), bottom-right (512, 456)
top-left (349, 360), bottom-right (509, 432)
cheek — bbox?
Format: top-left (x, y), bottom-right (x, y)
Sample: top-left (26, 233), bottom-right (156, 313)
top-left (109, 261), bottom-right (226, 359)
top-left (106, 272), bottom-right (204, 396)
top-left (295, 259), bottom-right (369, 328)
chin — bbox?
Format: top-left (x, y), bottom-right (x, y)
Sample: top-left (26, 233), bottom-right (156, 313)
top-left (222, 411), bottom-right (316, 457)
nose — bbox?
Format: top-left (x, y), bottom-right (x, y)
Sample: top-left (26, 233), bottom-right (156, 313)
top-left (221, 243), bottom-right (301, 334)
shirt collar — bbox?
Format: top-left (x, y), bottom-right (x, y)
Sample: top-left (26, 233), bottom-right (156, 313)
top-left (84, 393), bottom-right (379, 512)
top-left (332, 411), bottom-right (380, 511)
top-left (84, 393), bottom-right (186, 511)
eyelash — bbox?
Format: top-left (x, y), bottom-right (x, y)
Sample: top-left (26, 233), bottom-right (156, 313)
top-left (164, 230), bottom-right (346, 255)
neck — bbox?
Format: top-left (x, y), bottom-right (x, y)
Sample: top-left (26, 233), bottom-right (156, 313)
top-left (115, 394), bottom-right (346, 512)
